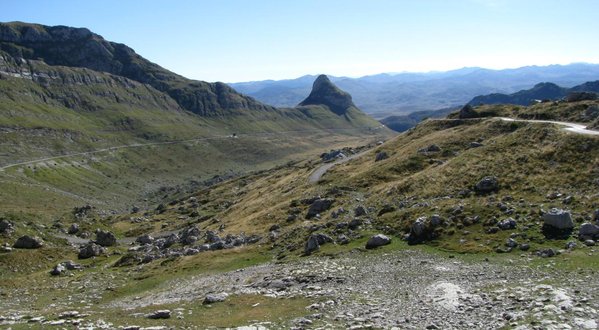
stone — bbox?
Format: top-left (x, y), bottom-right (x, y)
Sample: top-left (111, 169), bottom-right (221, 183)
top-left (337, 234), bottom-right (350, 245)
top-left (78, 243), bottom-right (105, 259)
top-left (95, 230), bottom-right (116, 247)
top-left (136, 234), bottom-right (154, 245)
top-left (304, 233), bottom-right (333, 255)
top-left (469, 141), bottom-right (484, 148)
top-left (377, 204), bottom-right (395, 216)
top-left (474, 176), bottom-right (499, 194)
top-left (578, 223), bottom-right (599, 239)
top-left (354, 206), bottom-right (367, 217)
top-left (537, 248), bottom-right (556, 258)
top-left (180, 226), bottom-right (201, 245)
top-left (365, 234), bottom-right (391, 249)
top-left (203, 293), bottom-right (228, 304)
top-left (410, 217), bottom-right (428, 237)
top-left (505, 238), bottom-right (518, 248)
top-left (543, 208), bottom-right (574, 229)
top-left (430, 214), bottom-right (443, 227)
top-left (306, 199), bottom-right (334, 219)
top-left (418, 144), bottom-right (441, 153)
top-left (594, 209), bottom-right (599, 223)
top-left (269, 224), bottom-right (280, 232)
top-left (565, 241), bottom-right (577, 249)
top-left (67, 223), bottom-right (79, 235)
top-left (375, 151), bottom-right (389, 162)
top-left (584, 239), bottom-right (596, 246)
top-left (13, 235), bottom-right (44, 249)
top-left (348, 218), bottom-right (362, 230)
top-left (498, 218), bottom-right (517, 230)
top-left (147, 310), bottom-right (171, 319)
top-left (519, 243), bottom-right (530, 251)
top-left (0, 219), bottom-right (14, 233)
top-left (63, 260), bottom-right (82, 270)
top-left (50, 263), bottom-right (66, 276)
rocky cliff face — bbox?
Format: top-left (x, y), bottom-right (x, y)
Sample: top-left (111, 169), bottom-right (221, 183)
top-left (0, 22), bottom-right (272, 116)
top-left (299, 75), bottom-right (356, 115)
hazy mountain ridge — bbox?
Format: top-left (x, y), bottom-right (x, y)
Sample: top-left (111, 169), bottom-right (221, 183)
top-left (230, 64), bottom-right (599, 116)
top-left (469, 80), bottom-right (599, 106)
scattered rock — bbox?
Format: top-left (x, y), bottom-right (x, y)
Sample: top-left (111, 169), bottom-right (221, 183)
top-left (95, 230), bottom-right (117, 247)
top-left (304, 233), bottom-right (333, 255)
top-left (354, 206), bottom-right (367, 217)
top-left (543, 208), bottom-right (574, 229)
top-left (0, 219), bottom-right (14, 234)
top-left (584, 239), bottom-right (596, 247)
top-left (505, 238), bottom-right (518, 248)
top-left (50, 263), bottom-right (66, 276)
top-left (418, 144), bottom-right (441, 153)
top-left (203, 293), bottom-right (228, 304)
top-left (78, 242), bottom-right (106, 259)
top-left (366, 234), bottom-right (391, 249)
top-left (375, 151), bottom-right (389, 162)
top-left (578, 223), bottom-right (599, 239)
top-left (13, 235), bottom-right (44, 249)
top-left (474, 176), bottom-right (499, 194)
top-left (136, 234), bottom-right (154, 245)
top-left (147, 310), bottom-right (171, 319)
top-left (565, 241), bottom-right (577, 249)
top-left (67, 223), bottom-right (79, 235)
top-left (536, 248), bottom-right (556, 258)
top-left (306, 199), bottom-right (334, 219)
top-left (497, 218), bottom-right (517, 230)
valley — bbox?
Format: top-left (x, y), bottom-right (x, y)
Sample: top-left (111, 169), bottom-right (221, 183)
top-left (1, 19), bottom-right (599, 330)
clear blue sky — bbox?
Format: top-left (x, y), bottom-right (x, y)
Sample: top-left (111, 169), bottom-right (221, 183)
top-left (2, 0), bottom-right (599, 82)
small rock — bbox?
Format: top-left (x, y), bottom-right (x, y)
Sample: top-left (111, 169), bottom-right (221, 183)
top-left (147, 310), bottom-right (171, 319)
top-left (306, 199), bottom-right (334, 219)
top-left (519, 243), bottom-right (530, 251)
top-left (203, 293), bottom-right (228, 304)
top-left (375, 151), bottom-right (389, 162)
top-left (0, 219), bottom-right (14, 233)
top-left (354, 206), bottom-right (367, 217)
top-left (50, 263), bottom-right (66, 276)
top-left (67, 223), bottom-right (79, 235)
top-left (365, 234), bottom-right (391, 249)
top-left (497, 218), bottom-right (517, 230)
top-left (584, 239), bottom-right (596, 246)
top-left (474, 176), bottom-right (499, 194)
top-left (136, 234), bottom-right (154, 245)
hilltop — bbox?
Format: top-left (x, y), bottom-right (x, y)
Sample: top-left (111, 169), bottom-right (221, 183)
top-left (469, 80), bottom-right (599, 106)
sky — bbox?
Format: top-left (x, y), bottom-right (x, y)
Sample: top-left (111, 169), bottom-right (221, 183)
top-left (2, 0), bottom-right (599, 82)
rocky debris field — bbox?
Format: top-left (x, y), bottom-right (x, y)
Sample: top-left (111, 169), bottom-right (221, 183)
top-left (104, 248), bottom-right (598, 330)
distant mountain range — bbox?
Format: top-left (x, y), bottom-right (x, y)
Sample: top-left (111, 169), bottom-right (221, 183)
top-left (230, 64), bottom-right (599, 118)
top-left (468, 81), bottom-right (599, 106)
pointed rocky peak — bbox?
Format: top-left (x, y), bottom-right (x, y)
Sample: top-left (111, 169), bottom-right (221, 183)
top-left (299, 74), bottom-right (356, 115)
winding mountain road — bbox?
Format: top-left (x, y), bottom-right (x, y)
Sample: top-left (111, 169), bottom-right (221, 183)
top-left (308, 117), bottom-right (599, 184)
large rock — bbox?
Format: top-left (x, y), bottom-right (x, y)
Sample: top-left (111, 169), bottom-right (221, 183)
top-left (67, 223), bottom-right (79, 235)
top-left (78, 242), bottom-right (106, 259)
top-left (474, 176), bottom-right (499, 194)
top-left (543, 208), bottom-right (574, 229)
top-left (95, 230), bottom-right (116, 247)
top-left (306, 199), bottom-right (334, 219)
top-left (579, 223), bottom-right (599, 239)
top-left (13, 235), bottom-right (44, 249)
top-left (365, 234), bottom-right (391, 249)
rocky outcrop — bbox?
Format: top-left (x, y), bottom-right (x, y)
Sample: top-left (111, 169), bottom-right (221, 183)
top-left (299, 75), bottom-right (356, 115)
top-left (0, 22), bottom-right (273, 117)
top-left (458, 104), bottom-right (478, 119)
